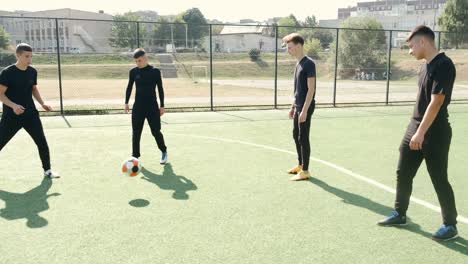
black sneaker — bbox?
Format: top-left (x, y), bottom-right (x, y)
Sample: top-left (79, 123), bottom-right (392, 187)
top-left (378, 211), bottom-right (407, 226)
top-left (432, 225), bottom-right (458, 241)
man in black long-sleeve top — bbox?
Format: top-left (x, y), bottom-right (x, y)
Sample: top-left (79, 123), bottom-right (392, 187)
top-left (125, 48), bottom-right (167, 164)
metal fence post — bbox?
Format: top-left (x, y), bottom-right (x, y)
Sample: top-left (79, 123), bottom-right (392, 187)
top-left (55, 18), bottom-right (64, 115)
top-left (136, 21), bottom-right (140, 48)
top-left (274, 25), bottom-right (279, 109)
top-left (386, 30), bottom-right (393, 105)
top-left (333, 28), bottom-right (339, 107)
top-left (209, 25), bottom-right (213, 111)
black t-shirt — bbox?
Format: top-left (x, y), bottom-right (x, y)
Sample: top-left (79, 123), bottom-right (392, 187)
top-left (411, 52), bottom-right (456, 125)
top-left (294, 56), bottom-right (316, 112)
top-left (125, 65), bottom-right (165, 108)
top-left (0, 65), bottom-right (38, 116)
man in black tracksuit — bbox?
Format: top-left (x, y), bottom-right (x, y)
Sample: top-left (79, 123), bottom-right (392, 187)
top-left (378, 26), bottom-right (459, 241)
top-left (0, 43), bottom-right (59, 178)
top-left (125, 48), bottom-right (167, 164)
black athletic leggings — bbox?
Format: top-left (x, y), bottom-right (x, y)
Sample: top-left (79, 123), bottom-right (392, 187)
top-left (132, 107), bottom-right (167, 158)
top-left (0, 112), bottom-right (51, 171)
top-left (293, 107), bottom-right (314, 171)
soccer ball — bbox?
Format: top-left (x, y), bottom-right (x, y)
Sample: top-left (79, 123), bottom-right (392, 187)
top-left (122, 157), bottom-right (141, 177)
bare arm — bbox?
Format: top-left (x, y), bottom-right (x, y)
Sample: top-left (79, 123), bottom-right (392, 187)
top-left (32, 85), bottom-right (52, 111)
top-left (410, 94), bottom-right (445, 150)
top-left (289, 99), bottom-right (295, 119)
top-left (32, 85), bottom-right (44, 105)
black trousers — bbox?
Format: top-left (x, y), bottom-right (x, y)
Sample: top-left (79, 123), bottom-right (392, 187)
top-left (0, 112), bottom-right (51, 171)
top-left (395, 121), bottom-right (458, 226)
top-left (293, 107), bottom-right (314, 171)
top-left (132, 107), bottom-right (167, 158)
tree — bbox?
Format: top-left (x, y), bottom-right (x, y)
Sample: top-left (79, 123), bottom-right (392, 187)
top-left (438, 0), bottom-right (468, 48)
top-left (304, 38), bottom-right (322, 59)
top-left (151, 17), bottom-right (173, 48)
top-left (298, 28), bottom-right (334, 49)
top-left (133, 10), bottom-right (159, 21)
top-left (109, 12), bottom-right (147, 50)
top-left (278, 14), bottom-right (300, 38)
top-left (0, 27), bottom-right (14, 66)
top-left (181, 8), bottom-right (209, 45)
top-left (207, 19), bottom-right (224, 35)
top-left (0, 26), bottom-right (10, 50)
top-left (331, 17), bottom-right (387, 78)
top-left (151, 16), bottom-right (186, 49)
top-left (302, 16), bottom-right (317, 27)
top-left (172, 16), bottom-right (189, 47)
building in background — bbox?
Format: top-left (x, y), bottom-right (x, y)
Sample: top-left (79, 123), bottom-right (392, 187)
top-left (204, 24), bottom-right (281, 53)
top-left (320, 0), bottom-right (447, 31)
top-left (0, 9), bottom-right (113, 53)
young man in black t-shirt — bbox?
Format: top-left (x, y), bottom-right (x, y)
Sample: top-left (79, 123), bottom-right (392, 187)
top-left (283, 33), bottom-right (317, 181)
top-left (125, 48), bottom-right (167, 164)
top-left (378, 26), bottom-right (459, 241)
top-left (0, 43), bottom-right (59, 178)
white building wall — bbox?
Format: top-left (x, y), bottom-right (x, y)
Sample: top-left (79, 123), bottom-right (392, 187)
top-left (204, 34), bottom-right (282, 53)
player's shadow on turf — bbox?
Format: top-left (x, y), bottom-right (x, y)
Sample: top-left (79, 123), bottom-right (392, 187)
top-left (141, 164), bottom-right (197, 200)
top-left (309, 177), bottom-right (468, 255)
top-left (0, 177), bottom-right (60, 228)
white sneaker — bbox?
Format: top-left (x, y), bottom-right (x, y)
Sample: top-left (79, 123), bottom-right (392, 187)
top-left (44, 169), bottom-right (60, 179)
top-left (160, 152), bottom-right (168, 165)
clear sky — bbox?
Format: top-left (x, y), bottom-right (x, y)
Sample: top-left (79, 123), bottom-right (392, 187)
top-left (0, 0), bottom-right (360, 22)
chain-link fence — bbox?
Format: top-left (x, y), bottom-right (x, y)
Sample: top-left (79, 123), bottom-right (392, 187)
top-left (1, 16), bottom-right (467, 114)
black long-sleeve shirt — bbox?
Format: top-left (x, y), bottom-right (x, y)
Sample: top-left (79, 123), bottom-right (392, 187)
top-left (125, 65), bottom-right (165, 108)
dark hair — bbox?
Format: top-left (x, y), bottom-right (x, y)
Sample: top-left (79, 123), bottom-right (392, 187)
top-left (282, 33), bottom-right (305, 46)
top-left (407, 25), bottom-right (435, 42)
top-left (133, 48), bottom-right (146, 59)
top-left (16, 43), bottom-right (33, 54)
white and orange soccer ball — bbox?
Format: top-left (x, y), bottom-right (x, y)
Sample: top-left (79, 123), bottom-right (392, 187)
top-left (122, 157), bottom-right (141, 177)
